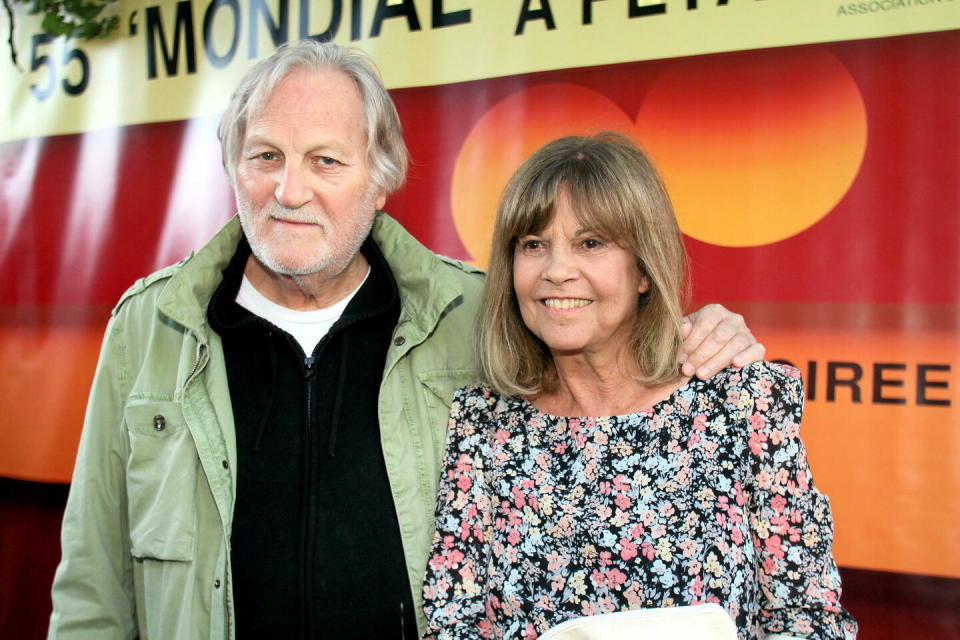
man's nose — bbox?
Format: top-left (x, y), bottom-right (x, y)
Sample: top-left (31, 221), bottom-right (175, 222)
top-left (275, 163), bottom-right (312, 209)
top-left (541, 247), bottom-right (577, 284)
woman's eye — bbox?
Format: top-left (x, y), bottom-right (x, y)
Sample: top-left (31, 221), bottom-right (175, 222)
top-left (581, 238), bottom-right (604, 250)
top-left (518, 239), bottom-right (543, 253)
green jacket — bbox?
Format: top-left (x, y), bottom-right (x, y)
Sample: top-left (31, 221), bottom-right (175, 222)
top-left (48, 213), bottom-right (484, 639)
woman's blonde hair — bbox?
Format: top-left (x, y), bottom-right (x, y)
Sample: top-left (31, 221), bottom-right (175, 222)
top-left (478, 132), bottom-right (689, 397)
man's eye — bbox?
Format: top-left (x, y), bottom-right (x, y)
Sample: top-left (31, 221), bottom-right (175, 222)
top-left (256, 152), bottom-right (277, 161)
top-left (317, 156), bottom-right (340, 166)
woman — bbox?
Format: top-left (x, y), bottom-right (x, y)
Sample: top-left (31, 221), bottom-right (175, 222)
top-left (421, 134), bottom-right (857, 639)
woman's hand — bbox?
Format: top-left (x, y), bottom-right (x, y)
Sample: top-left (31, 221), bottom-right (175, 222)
top-left (680, 304), bottom-right (765, 379)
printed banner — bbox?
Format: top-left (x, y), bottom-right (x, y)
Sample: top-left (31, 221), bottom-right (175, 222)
top-left (2, 0), bottom-right (958, 142)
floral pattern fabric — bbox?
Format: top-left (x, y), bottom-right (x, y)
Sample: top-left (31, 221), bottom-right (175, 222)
top-left (422, 362), bottom-right (857, 640)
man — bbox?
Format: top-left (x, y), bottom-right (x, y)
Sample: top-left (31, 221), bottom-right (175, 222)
top-left (48, 40), bottom-right (764, 639)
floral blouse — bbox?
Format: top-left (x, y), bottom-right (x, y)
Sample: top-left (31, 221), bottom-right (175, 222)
top-left (422, 363), bottom-right (857, 640)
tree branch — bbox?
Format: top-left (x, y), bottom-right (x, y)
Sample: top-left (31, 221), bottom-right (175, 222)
top-left (2, 0), bottom-right (18, 69)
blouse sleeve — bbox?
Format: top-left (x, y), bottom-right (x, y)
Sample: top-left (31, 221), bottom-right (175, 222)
top-left (741, 363), bottom-right (858, 640)
top-left (422, 386), bottom-right (498, 640)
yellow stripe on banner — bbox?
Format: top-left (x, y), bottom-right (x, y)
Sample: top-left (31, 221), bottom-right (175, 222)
top-left (2, 0), bottom-right (958, 143)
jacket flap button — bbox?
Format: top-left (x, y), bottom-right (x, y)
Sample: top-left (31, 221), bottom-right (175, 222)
top-left (214, 579), bottom-right (221, 589)
top-left (153, 415), bottom-right (166, 431)
top-left (221, 460), bottom-right (229, 469)
top-left (394, 336), bottom-right (405, 346)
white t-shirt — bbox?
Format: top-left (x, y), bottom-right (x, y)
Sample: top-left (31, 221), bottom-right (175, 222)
top-left (235, 269), bottom-right (370, 357)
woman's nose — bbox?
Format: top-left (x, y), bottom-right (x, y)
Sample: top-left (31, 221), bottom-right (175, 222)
top-left (541, 248), bottom-right (577, 284)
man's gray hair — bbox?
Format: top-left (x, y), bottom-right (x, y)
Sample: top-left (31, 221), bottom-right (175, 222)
top-left (218, 39), bottom-right (408, 194)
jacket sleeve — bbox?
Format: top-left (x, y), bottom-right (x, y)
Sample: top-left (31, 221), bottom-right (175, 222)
top-left (48, 314), bottom-right (137, 639)
top-left (742, 363), bottom-right (858, 640)
top-left (421, 387), bottom-right (497, 640)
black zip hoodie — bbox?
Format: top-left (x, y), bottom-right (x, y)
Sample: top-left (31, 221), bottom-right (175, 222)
top-left (208, 235), bottom-right (417, 639)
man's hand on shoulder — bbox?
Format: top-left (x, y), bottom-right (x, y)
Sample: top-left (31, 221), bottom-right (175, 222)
top-left (680, 304), bottom-right (765, 380)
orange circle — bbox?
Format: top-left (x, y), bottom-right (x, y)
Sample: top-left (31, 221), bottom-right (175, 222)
top-left (450, 84), bottom-right (633, 267)
top-left (635, 50), bottom-right (867, 247)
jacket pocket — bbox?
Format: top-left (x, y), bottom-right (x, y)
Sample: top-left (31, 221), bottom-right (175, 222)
top-left (418, 369), bottom-right (477, 458)
top-left (124, 400), bottom-right (198, 561)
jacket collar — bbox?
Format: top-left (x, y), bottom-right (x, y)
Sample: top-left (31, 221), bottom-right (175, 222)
top-left (156, 211), bottom-right (472, 342)
top-left (157, 216), bottom-right (244, 340)
top-left (369, 212), bottom-right (471, 340)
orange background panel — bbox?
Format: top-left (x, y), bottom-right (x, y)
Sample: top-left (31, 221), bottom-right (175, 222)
top-left (757, 320), bottom-right (959, 579)
top-left (0, 311), bottom-right (106, 482)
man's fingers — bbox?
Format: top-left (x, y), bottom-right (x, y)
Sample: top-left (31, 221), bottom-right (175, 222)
top-left (732, 339), bottom-right (766, 368)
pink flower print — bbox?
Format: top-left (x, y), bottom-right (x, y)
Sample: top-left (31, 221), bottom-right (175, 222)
top-left (494, 428), bottom-right (510, 445)
top-left (629, 523), bottom-right (644, 539)
top-left (731, 526), bottom-right (744, 545)
top-left (594, 430), bottom-right (609, 445)
top-left (522, 623), bottom-right (538, 639)
top-left (748, 412), bottom-right (766, 431)
top-left (790, 508), bottom-right (803, 524)
top-left (690, 575), bottom-right (705, 598)
top-left (459, 520), bottom-right (471, 541)
top-left (641, 542), bottom-right (656, 560)
top-left (769, 427), bottom-right (784, 445)
top-left (553, 442), bottom-right (568, 454)
top-left (765, 535), bottom-right (785, 559)
top-left (599, 596), bottom-right (617, 613)
top-left (693, 414), bottom-right (707, 431)
top-left (511, 486), bottom-right (526, 509)
top-left (528, 495), bottom-right (540, 511)
top-left (581, 601), bottom-right (598, 616)
top-left (457, 474), bottom-right (472, 492)
top-left (788, 526), bottom-right (802, 543)
top-left (548, 551), bottom-right (569, 571)
top-left (755, 396), bottom-right (770, 412)
top-left (687, 432), bottom-right (701, 448)
top-left (775, 468), bottom-right (790, 485)
top-left (442, 535), bottom-right (455, 549)
top-left (429, 552), bottom-right (446, 571)
top-left (771, 494), bottom-right (788, 513)
top-left (495, 516), bottom-right (506, 531)
top-left (445, 548), bottom-right (465, 568)
top-left (599, 481), bottom-right (611, 495)
top-left (596, 504), bottom-right (613, 520)
top-left (599, 551), bottom-right (613, 566)
top-left (756, 470), bottom-right (773, 489)
top-left (794, 619), bottom-right (814, 633)
top-left (716, 512), bottom-right (727, 528)
top-left (679, 538), bottom-right (699, 557)
top-left (423, 584), bottom-right (436, 600)
top-left (590, 569), bottom-right (607, 588)
top-left (606, 568), bottom-right (628, 588)
top-left (770, 514), bottom-right (787, 533)
top-left (507, 528), bottom-right (521, 545)
top-left (651, 524), bottom-right (667, 539)
top-left (734, 483), bottom-right (747, 506)
top-left (478, 620), bottom-right (493, 640)
top-left (615, 493), bottom-right (632, 510)
top-left (613, 475), bottom-right (630, 492)
top-left (550, 575), bottom-right (566, 593)
top-left (620, 539), bottom-right (638, 561)
top-left (726, 389), bottom-right (741, 405)
top-left (747, 432), bottom-right (766, 455)
top-left (798, 469), bottom-right (810, 490)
